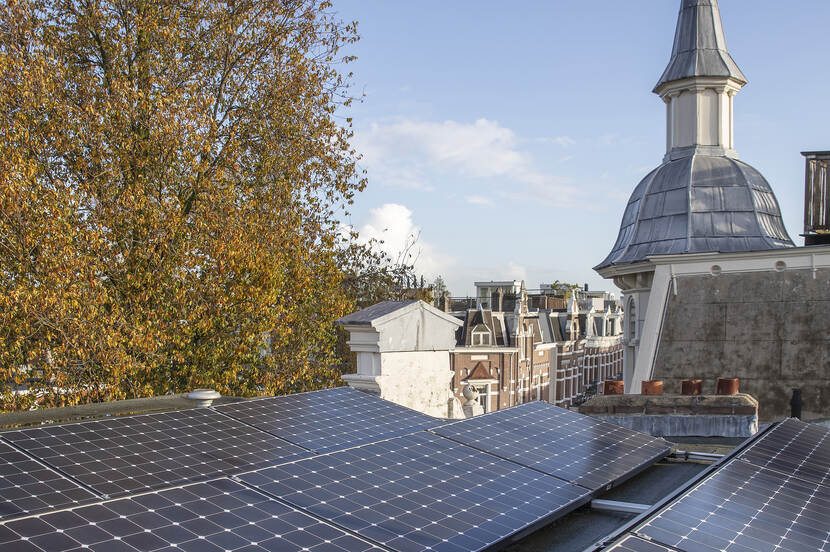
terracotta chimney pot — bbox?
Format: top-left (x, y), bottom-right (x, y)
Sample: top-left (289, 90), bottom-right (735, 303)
top-left (641, 380), bottom-right (663, 395)
top-left (681, 379), bottom-right (703, 395)
top-left (716, 377), bottom-right (740, 395)
top-left (604, 380), bottom-right (624, 395)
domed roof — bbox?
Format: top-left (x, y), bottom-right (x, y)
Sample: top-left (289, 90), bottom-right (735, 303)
top-left (595, 155), bottom-right (794, 270)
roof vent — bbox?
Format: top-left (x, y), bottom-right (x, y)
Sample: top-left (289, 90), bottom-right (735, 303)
top-left (187, 388), bottom-right (221, 407)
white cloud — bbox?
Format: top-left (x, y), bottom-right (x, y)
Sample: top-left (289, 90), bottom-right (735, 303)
top-left (350, 203), bottom-right (455, 279)
top-left (353, 117), bottom-right (580, 206)
top-left (465, 195), bottom-right (494, 206)
top-left (506, 261), bottom-right (528, 283)
top-left (538, 135), bottom-right (576, 147)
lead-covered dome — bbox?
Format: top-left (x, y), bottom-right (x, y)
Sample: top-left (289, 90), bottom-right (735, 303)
top-left (595, 155), bottom-right (793, 270)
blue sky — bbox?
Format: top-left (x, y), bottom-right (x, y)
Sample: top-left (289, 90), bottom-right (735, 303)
top-left (334, 0), bottom-right (830, 297)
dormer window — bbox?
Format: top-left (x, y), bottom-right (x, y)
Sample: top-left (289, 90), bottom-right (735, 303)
top-left (471, 324), bottom-right (491, 346)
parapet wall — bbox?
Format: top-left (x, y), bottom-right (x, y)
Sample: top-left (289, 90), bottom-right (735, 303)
top-left (654, 268), bottom-right (830, 420)
top-left (579, 394), bottom-right (758, 437)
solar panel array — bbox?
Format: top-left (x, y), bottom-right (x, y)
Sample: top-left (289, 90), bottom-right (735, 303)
top-left (604, 418), bottom-right (830, 552)
top-left (0, 478), bottom-right (382, 552)
top-left (215, 386), bottom-right (440, 453)
top-left (2, 407), bottom-right (310, 498)
top-left (432, 400), bottom-right (672, 490)
top-left (737, 417), bottom-right (830, 487)
top-left (0, 389), bottom-right (675, 552)
top-left (239, 431), bottom-right (591, 552)
top-left (0, 441), bottom-right (97, 520)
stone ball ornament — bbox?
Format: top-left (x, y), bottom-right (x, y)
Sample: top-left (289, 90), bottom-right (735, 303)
top-left (462, 384), bottom-right (479, 403)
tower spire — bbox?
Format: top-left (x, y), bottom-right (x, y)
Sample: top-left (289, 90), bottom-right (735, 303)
top-left (655, 0), bottom-right (746, 91)
top-left (655, 0), bottom-right (747, 161)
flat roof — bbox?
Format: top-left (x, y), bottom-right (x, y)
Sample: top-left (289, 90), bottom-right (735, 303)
top-left (0, 393), bottom-right (738, 552)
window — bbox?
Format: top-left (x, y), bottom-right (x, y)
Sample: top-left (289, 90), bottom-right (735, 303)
top-left (474, 384), bottom-right (489, 412)
top-left (471, 324), bottom-right (491, 346)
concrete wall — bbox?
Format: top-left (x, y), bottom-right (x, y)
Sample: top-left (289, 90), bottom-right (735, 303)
top-left (654, 267), bottom-right (830, 420)
top-left (579, 394), bottom-right (758, 438)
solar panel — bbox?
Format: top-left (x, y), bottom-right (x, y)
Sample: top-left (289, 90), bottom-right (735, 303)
top-left (1, 408), bottom-right (310, 498)
top-left (239, 431), bottom-right (591, 552)
top-left (431, 401), bottom-right (672, 490)
top-left (215, 386), bottom-right (440, 453)
top-left (636, 458), bottom-right (830, 552)
top-left (738, 418), bottom-right (830, 487)
top-left (0, 441), bottom-right (98, 521)
top-left (605, 535), bottom-right (674, 551)
top-left (0, 478), bottom-right (382, 552)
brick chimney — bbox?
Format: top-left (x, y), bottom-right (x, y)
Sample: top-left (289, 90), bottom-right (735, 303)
top-left (492, 288), bottom-right (503, 312)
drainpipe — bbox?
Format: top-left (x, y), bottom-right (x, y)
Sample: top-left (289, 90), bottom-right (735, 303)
top-left (790, 388), bottom-right (803, 420)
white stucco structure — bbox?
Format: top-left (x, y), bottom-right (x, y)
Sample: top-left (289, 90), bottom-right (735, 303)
top-left (336, 300), bottom-right (463, 418)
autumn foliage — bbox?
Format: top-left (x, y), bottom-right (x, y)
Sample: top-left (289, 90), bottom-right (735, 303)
top-left (0, 0), bottom-right (373, 409)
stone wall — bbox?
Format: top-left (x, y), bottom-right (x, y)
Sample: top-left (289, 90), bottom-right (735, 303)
top-left (654, 267), bottom-right (830, 420)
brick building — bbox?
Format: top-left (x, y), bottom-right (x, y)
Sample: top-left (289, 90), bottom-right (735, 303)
top-left (447, 282), bottom-right (623, 412)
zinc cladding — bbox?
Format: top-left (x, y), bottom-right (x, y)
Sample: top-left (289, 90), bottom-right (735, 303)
top-left (0, 389), bottom-right (671, 552)
top-left (595, 155), bottom-right (794, 270)
top-left (605, 418), bottom-right (830, 552)
top-left (653, 0), bottom-right (747, 90)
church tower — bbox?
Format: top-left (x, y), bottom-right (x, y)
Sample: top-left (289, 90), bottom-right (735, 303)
top-left (595, 0), bottom-right (793, 391)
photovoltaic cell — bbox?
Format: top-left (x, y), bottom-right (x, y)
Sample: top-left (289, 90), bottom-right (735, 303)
top-left (431, 401), bottom-right (671, 490)
top-left (0, 441), bottom-right (97, 521)
top-left (239, 431), bottom-right (591, 552)
top-left (0, 478), bottom-right (381, 552)
top-left (605, 535), bottom-right (674, 551)
top-left (637, 458), bottom-right (830, 552)
top-left (215, 386), bottom-right (440, 453)
top-left (1, 408), bottom-right (310, 498)
top-left (738, 418), bottom-right (830, 487)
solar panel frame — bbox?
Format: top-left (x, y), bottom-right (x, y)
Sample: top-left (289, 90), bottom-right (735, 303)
top-left (604, 535), bottom-right (676, 551)
top-left (0, 477), bottom-right (384, 552)
top-left (0, 440), bottom-right (99, 521)
top-left (1, 407), bottom-right (311, 498)
top-left (238, 431), bottom-right (592, 552)
top-left (215, 386), bottom-right (441, 453)
top-left (431, 401), bottom-right (672, 491)
top-left (634, 457), bottom-right (830, 552)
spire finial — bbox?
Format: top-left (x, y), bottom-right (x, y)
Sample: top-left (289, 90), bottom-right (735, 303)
top-left (654, 0), bottom-right (746, 93)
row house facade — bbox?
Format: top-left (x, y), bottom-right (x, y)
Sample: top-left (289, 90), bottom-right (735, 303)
top-left (448, 283), bottom-right (624, 412)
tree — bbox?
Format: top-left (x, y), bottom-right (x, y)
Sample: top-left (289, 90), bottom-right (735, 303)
top-left (0, 0), bottom-right (365, 409)
top-left (431, 275), bottom-right (449, 306)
